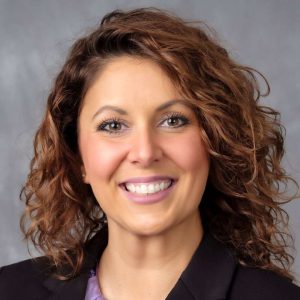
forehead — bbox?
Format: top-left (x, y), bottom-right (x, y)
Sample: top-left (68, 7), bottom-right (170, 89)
top-left (81, 56), bottom-right (181, 111)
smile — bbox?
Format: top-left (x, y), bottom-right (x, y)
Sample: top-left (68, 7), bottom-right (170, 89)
top-left (124, 180), bottom-right (172, 195)
top-left (119, 176), bottom-right (176, 204)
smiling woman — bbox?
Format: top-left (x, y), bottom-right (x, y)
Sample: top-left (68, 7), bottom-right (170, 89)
top-left (1, 7), bottom-right (300, 300)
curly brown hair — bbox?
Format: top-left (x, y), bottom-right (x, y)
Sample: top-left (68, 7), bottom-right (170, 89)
top-left (20, 7), bottom-right (298, 280)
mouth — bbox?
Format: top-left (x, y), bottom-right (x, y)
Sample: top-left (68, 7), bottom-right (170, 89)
top-left (119, 179), bottom-right (175, 195)
top-left (119, 177), bottom-right (177, 204)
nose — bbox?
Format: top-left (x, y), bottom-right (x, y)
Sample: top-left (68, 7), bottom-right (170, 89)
top-left (127, 126), bottom-right (163, 167)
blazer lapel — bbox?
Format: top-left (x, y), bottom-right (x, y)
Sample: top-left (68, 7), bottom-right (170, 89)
top-left (44, 273), bottom-right (90, 300)
top-left (166, 234), bottom-right (237, 300)
top-left (42, 226), bottom-right (108, 299)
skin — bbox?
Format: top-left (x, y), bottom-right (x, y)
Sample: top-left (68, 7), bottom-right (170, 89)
top-left (78, 56), bottom-right (210, 300)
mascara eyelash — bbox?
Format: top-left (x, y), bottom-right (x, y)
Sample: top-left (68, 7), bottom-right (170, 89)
top-left (160, 112), bottom-right (190, 126)
top-left (96, 117), bottom-right (125, 133)
top-left (95, 111), bottom-right (190, 133)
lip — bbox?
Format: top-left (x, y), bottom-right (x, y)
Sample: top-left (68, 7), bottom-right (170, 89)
top-left (119, 175), bottom-right (175, 184)
top-left (119, 179), bottom-right (177, 205)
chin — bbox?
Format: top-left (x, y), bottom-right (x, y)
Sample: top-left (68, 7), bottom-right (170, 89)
top-left (117, 216), bottom-right (172, 237)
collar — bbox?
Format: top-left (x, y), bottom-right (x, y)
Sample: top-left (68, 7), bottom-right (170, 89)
top-left (41, 227), bottom-right (236, 300)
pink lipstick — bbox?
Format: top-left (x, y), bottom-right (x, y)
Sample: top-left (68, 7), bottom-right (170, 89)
top-left (119, 176), bottom-right (177, 204)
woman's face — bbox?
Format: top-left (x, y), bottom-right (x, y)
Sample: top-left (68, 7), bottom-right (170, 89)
top-left (78, 56), bottom-right (210, 236)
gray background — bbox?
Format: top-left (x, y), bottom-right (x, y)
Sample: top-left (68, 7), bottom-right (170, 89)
top-left (1, 0), bottom-right (299, 284)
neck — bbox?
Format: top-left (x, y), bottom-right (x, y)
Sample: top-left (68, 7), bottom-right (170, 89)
top-left (98, 211), bottom-right (203, 300)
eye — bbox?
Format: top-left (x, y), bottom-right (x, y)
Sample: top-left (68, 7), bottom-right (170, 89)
top-left (97, 118), bottom-right (128, 134)
top-left (159, 113), bottom-right (190, 128)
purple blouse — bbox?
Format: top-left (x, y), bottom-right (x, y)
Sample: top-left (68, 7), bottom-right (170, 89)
top-left (84, 269), bottom-right (105, 300)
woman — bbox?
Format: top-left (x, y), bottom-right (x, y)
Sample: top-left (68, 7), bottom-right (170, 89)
top-left (1, 7), bottom-right (299, 300)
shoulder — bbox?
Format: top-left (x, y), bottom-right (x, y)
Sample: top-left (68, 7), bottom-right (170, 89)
top-left (0, 256), bottom-right (50, 280)
top-left (228, 265), bottom-right (300, 300)
top-left (0, 257), bottom-right (51, 299)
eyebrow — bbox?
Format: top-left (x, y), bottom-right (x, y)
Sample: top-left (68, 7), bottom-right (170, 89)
top-left (92, 99), bottom-right (194, 120)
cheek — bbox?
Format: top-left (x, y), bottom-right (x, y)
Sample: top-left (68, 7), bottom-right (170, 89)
top-left (80, 135), bottom-right (127, 181)
top-left (165, 130), bottom-right (209, 172)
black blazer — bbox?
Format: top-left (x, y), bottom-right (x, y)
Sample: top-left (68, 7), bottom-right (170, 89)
top-left (1, 227), bottom-right (300, 300)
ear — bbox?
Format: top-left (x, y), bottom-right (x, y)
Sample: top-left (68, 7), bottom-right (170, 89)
top-left (81, 165), bottom-right (90, 184)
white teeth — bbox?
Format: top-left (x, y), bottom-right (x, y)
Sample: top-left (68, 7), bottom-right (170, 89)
top-left (148, 184), bottom-right (155, 193)
top-left (141, 184), bottom-right (147, 193)
top-left (125, 180), bottom-right (172, 195)
top-left (127, 183), bottom-right (135, 192)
